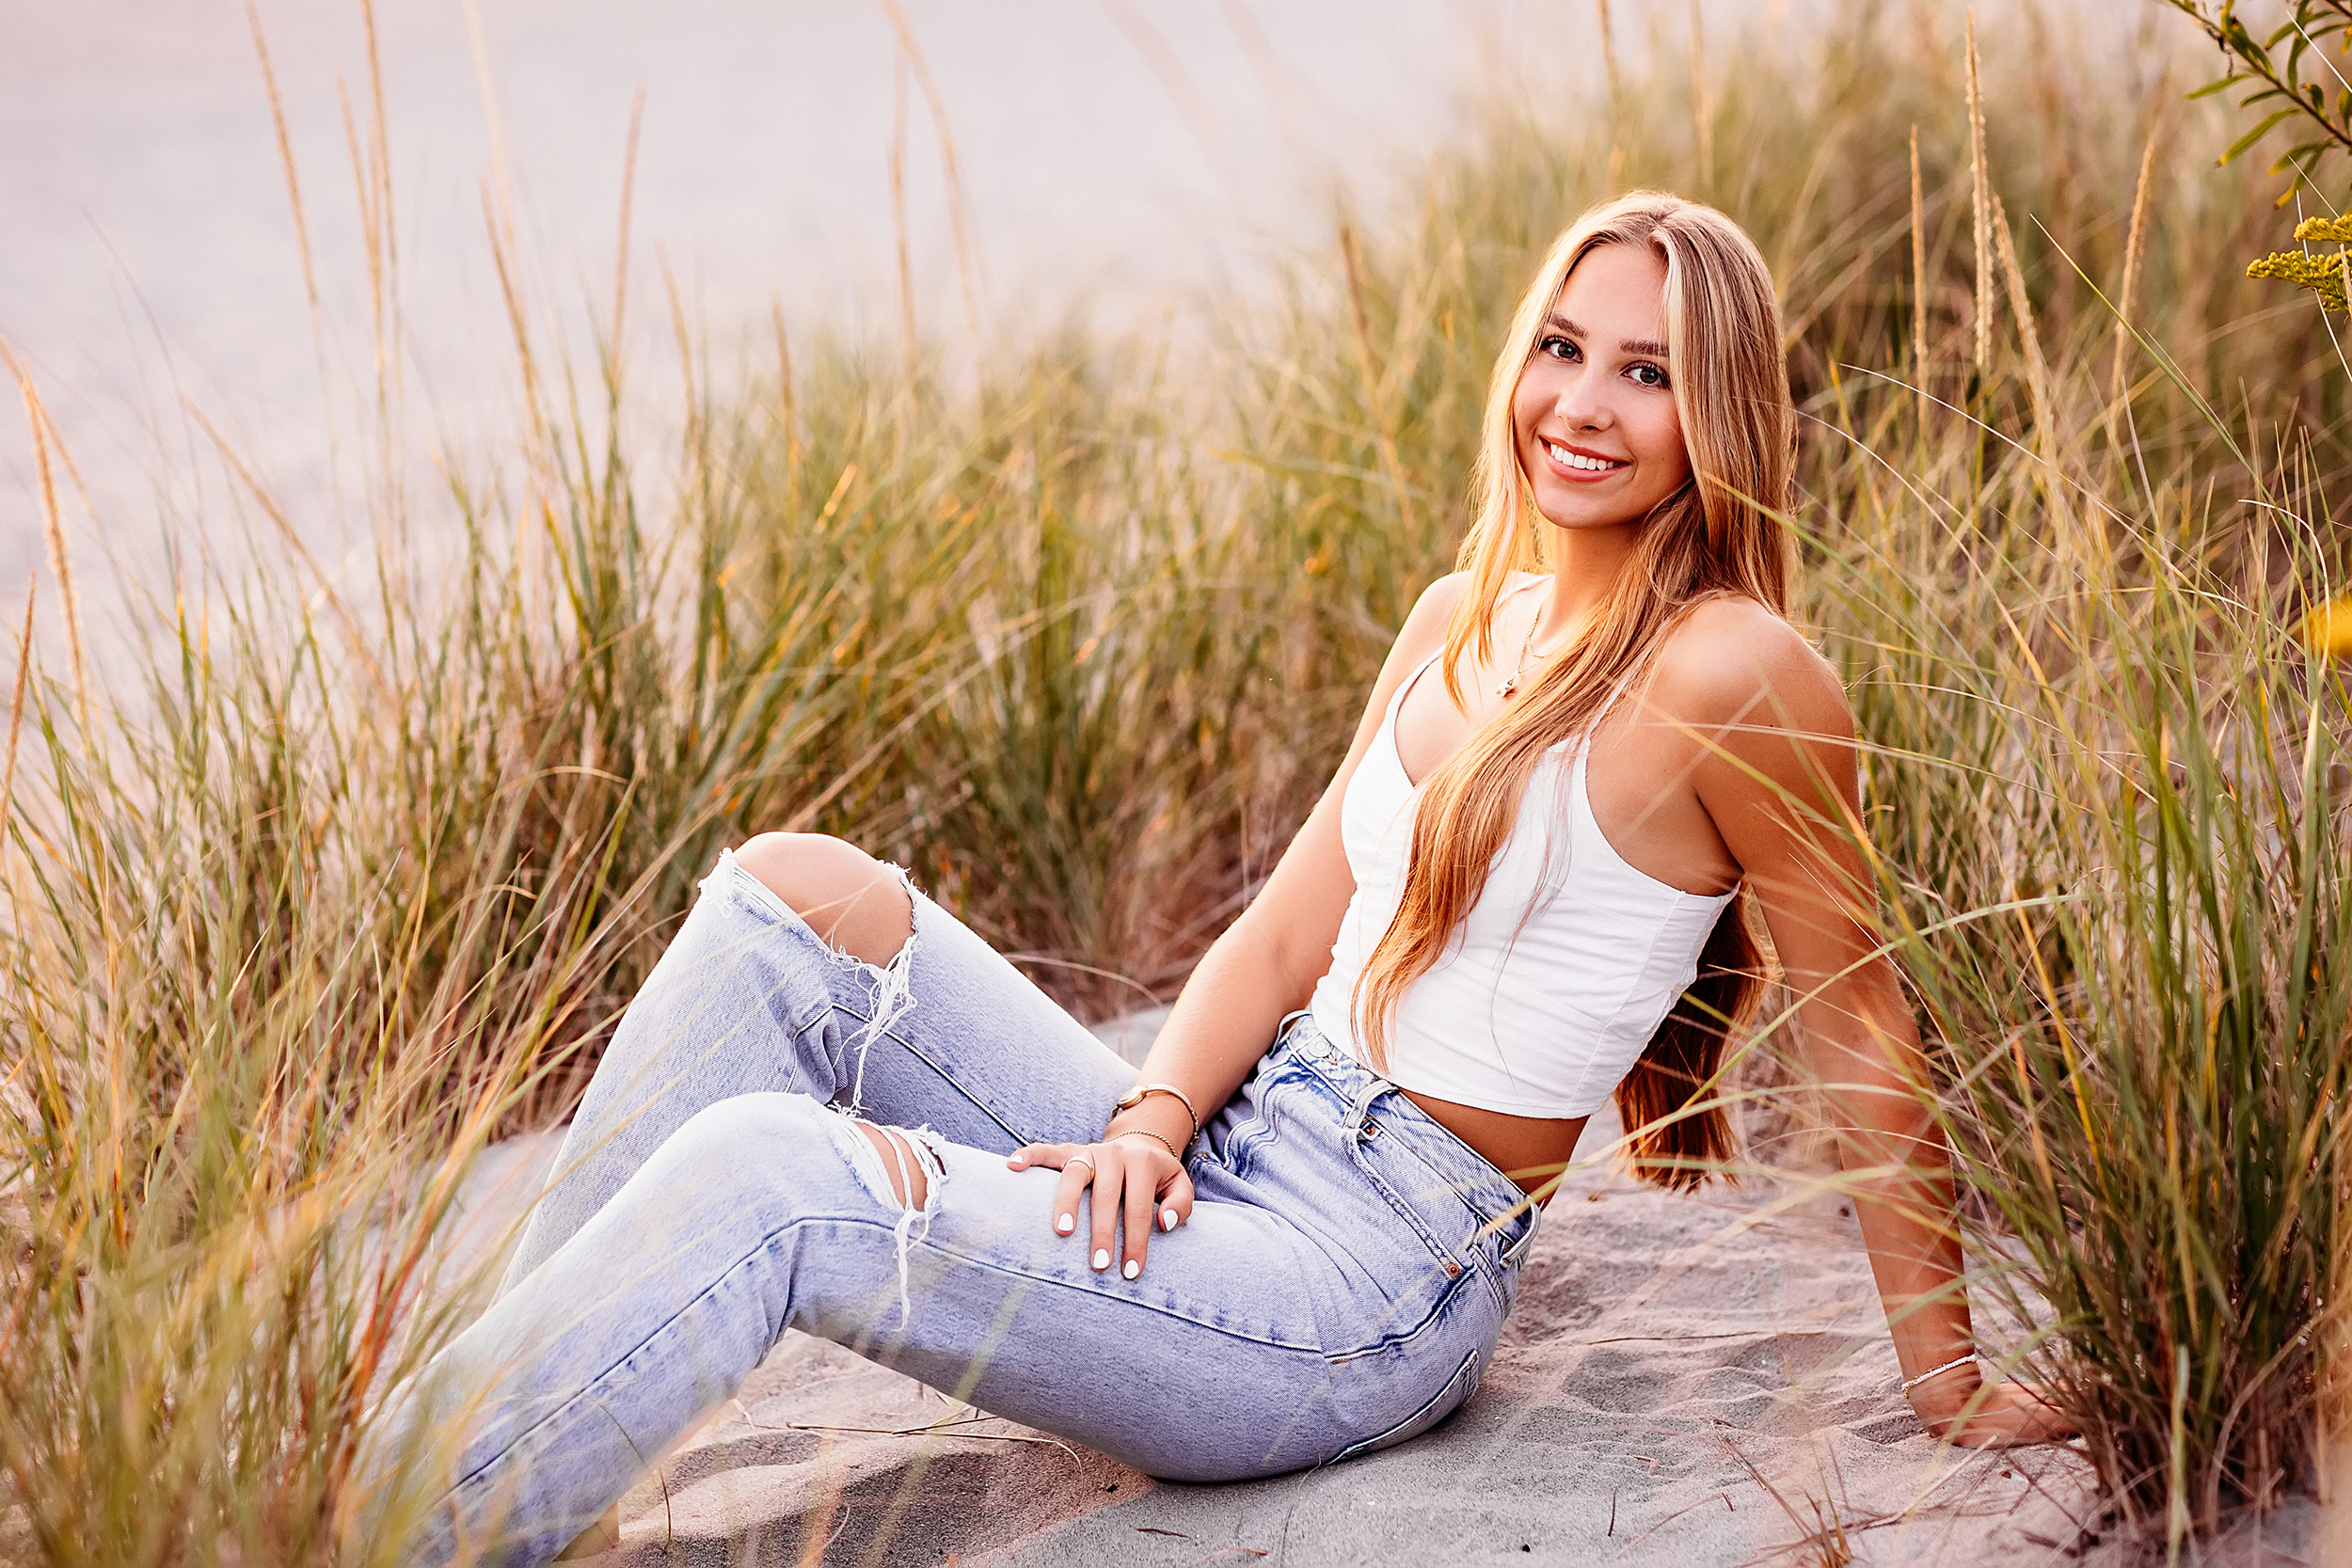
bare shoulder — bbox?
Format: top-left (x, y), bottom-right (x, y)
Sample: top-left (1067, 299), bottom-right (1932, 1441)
top-left (1647, 597), bottom-right (1851, 740)
top-left (1393, 567), bottom-right (1544, 649)
top-left (1379, 570), bottom-right (1477, 669)
top-left (1404, 570), bottom-right (1476, 641)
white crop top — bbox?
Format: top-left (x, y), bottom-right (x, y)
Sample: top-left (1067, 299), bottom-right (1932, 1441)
top-left (1305, 634), bottom-right (1739, 1119)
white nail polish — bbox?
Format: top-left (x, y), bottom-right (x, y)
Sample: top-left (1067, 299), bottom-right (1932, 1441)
top-left (1162, 1209), bottom-right (1178, 1231)
top-left (1057, 1213), bottom-right (1074, 1234)
top-left (1123, 1259), bottom-right (1141, 1280)
top-left (1092, 1248), bottom-right (1110, 1271)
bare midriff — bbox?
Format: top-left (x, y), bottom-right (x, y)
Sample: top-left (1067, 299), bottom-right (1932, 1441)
top-left (1396, 1086), bottom-right (1587, 1200)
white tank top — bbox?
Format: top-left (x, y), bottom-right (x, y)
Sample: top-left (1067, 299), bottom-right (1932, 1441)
top-left (1305, 626), bottom-right (1739, 1120)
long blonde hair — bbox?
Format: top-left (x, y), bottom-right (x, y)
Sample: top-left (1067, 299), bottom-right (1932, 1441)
top-left (1352, 192), bottom-right (1796, 1191)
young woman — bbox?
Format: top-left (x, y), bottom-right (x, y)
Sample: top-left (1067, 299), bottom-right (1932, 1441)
top-left (374, 192), bottom-right (2070, 1565)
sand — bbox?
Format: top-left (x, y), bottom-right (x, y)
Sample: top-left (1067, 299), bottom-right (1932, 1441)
top-left (429, 1011), bottom-right (2318, 1567)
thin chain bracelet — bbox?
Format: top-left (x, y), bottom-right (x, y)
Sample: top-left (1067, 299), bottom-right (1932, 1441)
top-left (1111, 1127), bottom-right (1184, 1164)
top-left (1899, 1353), bottom-right (1978, 1395)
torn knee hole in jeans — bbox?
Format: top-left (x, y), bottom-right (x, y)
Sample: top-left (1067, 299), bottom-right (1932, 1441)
top-left (817, 860), bottom-right (918, 1117)
top-left (843, 1118), bottom-right (946, 1328)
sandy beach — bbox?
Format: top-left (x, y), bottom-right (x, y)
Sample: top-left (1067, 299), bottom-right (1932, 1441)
top-left (424, 1011), bottom-right (2293, 1568)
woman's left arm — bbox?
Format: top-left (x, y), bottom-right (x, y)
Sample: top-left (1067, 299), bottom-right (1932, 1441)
top-left (1663, 607), bottom-right (2072, 1447)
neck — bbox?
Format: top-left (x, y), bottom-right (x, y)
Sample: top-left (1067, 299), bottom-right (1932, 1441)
top-left (1537, 521), bottom-right (1642, 646)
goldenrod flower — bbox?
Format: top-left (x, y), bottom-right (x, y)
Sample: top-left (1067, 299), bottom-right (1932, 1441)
top-left (2247, 216), bottom-right (2352, 311)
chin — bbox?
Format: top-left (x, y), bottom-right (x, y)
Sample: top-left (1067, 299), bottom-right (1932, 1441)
top-left (1533, 494), bottom-right (1632, 533)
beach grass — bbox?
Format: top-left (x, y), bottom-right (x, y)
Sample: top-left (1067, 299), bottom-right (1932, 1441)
top-left (3, 0), bottom-right (2349, 1559)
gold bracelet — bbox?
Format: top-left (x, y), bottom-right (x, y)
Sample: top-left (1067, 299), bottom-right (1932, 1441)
top-left (1111, 1127), bottom-right (1184, 1163)
top-left (1114, 1082), bottom-right (1200, 1142)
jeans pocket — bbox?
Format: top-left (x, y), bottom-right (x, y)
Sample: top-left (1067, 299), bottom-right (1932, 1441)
top-left (1322, 1348), bottom-right (1482, 1465)
top-left (1362, 1101), bottom-right (1541, 1310)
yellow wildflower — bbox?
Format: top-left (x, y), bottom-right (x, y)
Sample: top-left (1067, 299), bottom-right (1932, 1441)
top-left (2246, 216), bottom-right (2352, 311)
top-left (2300, 596), bottom-right (2352, 657)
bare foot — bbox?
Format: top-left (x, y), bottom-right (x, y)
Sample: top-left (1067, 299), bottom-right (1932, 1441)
top-left (1922, 1380), bottom-right (2078, 1448)
top-left (555, 1504), bottom-right (621, 1560)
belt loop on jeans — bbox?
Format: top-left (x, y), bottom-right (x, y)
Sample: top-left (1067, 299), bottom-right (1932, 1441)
top-left (1343, 1074), bottom-right (1386, 1140)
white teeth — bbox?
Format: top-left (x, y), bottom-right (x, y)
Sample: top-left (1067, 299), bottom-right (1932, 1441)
top-left (1545, 439), bottom-right (1622, 472)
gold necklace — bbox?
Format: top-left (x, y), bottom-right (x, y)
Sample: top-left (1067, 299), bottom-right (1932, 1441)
top-left (1496, 601), bottom-right (1549, 700)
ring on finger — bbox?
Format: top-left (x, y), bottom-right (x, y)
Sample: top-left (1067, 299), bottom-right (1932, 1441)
top-left (1064, 1155), bottom-right (1095, 1178)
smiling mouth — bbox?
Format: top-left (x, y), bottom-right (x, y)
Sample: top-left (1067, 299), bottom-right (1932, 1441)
top-left (1543, 437), bottom-right (1628, 473)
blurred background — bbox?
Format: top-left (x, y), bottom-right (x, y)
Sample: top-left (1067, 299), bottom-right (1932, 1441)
top-left (2, 0), bottom-right (1637, 588)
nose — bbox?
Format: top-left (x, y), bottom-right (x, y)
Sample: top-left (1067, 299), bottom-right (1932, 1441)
top-left (1551, 363), bottom-right (1611, 432)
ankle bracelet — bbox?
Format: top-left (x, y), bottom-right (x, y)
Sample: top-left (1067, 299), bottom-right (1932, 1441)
top-left (1899, 1353), bottom-right (1978, 1395)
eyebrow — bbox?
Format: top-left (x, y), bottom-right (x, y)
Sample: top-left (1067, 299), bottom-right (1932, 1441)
top-left (1549, 314), bottom-right (1671, 358)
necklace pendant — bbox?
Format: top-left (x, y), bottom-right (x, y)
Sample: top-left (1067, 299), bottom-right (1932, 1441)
top-left (1497, 673), bottom-right (1518, 700)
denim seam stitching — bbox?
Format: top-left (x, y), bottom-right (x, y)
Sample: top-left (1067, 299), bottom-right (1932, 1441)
top-left (1294, 1052), bottom-right (1526, 1313)
top-left (1323, 1259), bottom-right (1486, 1364)
top-left (1360, 1119), bottom-right (1522, 1312)
top-left (1321, 1160), bottom-right (1476, 1356)
top-left (445, 1208), bottom-right (925, 1499)
top-left (1322, 1346), bottom-right (1482, 1465)
top-left (815, 997), bottom-right (1031, 1148)
top-left (449, 1208), bottom-right (1327, 1500)
top-left (914, 1241), bottom-right (1322, 1352)
top-left (1347, 1139), bottom-right (1452, 1264)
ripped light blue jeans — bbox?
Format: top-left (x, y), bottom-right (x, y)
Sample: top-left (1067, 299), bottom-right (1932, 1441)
top-left (380, 850), bottom-right (1540, 1566)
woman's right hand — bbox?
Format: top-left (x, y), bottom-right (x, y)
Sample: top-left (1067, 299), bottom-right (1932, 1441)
top-left (1007, 1134), bottom-right (1195, 1279)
